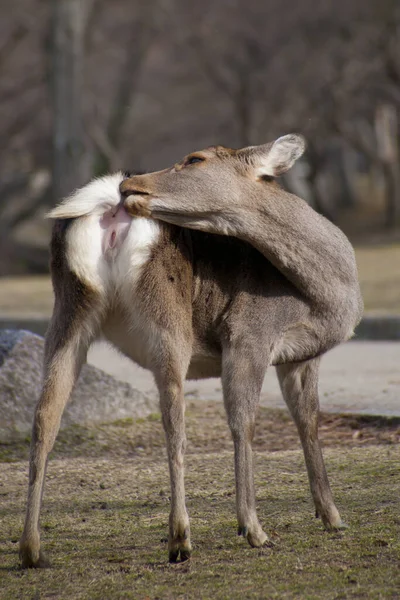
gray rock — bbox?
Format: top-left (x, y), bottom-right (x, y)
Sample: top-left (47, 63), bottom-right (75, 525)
top-left (0, 330), bottom-right (158, 442)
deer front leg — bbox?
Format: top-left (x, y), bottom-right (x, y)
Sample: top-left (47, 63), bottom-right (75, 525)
top-left (276, 357), bottom-right (346, 530)
top-left (156, 376), bottom-right (191, 562)
top-left (222, 347), bottom-right (268, 548)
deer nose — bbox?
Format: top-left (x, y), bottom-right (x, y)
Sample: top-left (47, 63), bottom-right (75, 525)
top-left (119, 178), bottom-right (135, 197)
top-left (119, 178), bottom-right (150, 198)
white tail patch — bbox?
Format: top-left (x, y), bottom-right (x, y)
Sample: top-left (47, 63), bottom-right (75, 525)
top-left (50, 173), bottom-right (160, 298)
top-left (46, 172), bottom-right (125, 219)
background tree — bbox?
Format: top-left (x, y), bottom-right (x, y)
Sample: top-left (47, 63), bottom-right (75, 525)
top-left (1, 0), bottom-right (400, 274)
top-left (52, 0), bottom-right (94, 200)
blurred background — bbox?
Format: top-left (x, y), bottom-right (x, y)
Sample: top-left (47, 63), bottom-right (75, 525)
top-left (0, 0), bottom-right (399, 317)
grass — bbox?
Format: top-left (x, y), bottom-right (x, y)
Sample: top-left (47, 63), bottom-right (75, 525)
top-left (0, 275), bottom-right (53, 318)
top-left (0, 402), bottom-right (399, 599)
top-left (355, 243), bottom-right (400, 314)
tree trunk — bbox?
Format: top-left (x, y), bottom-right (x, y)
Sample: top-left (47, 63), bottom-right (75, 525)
top-left (375, 104), bottom-right (400, 228)
top-left (382, 161), bottom-right (400, 227)
top-left (51, 0), bottom-right (91, 202)
top-left (304, 144), bottom-right (335, 222)
top-left (236, 76), bottom-right (252, 148)
top-left (334, 144), bottom-right (358, 209)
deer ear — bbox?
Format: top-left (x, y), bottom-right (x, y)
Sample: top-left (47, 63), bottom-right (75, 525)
top-left (252, 134), bottom-right (306, 177)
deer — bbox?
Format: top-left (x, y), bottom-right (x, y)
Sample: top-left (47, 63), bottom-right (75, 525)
top-left (19, 134), bottom-right (363, 568)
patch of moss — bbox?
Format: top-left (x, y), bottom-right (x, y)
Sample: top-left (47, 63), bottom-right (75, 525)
top-left (112, 417), bottom-right (135, 427)
top-left (147, 413), bottom-right (161, 422)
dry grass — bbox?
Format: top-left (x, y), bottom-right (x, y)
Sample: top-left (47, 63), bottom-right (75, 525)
top-left (0, 276), bottom-right (53, 318)
top-left (355, 244), bottom-right (400, 314)
top-left (1, 402), bottom-right (399, 599)
top-left (1, 402), bottom-right (399, 464)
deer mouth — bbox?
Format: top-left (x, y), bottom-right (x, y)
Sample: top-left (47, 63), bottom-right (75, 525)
top-left (119, 177), bottom-right (152, 198)
top-left (123, 189), bottom-right (151, 197)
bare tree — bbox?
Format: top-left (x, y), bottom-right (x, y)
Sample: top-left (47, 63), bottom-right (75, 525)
top-left (51, 0), bottom-right (95, 200)
top-left (2, 0), bottom-right (400, 275)
top-left (88, 2), bottom-right (162, 174)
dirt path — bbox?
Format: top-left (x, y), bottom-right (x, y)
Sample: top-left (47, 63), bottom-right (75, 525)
top-left (87, 340), bottom-right (400, 417)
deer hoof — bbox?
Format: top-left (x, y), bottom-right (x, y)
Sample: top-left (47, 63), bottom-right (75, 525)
top-left (325, 520), bottom-right (349, 532)
top-left (238, 524), bottom-right (269, 548)
top-left (247, 528), bottom-right (269, 548)
top-left (168, 544), bottom-right (191, 563)
top-left (320, 507), bottom-right (348, 531)
top-left (20, 548), bottom-right (50, 569)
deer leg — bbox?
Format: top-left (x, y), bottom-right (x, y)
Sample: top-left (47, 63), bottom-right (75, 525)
top-left (276, 357), bottom-right (346, 530)
top-left (222, 347), bottom-right (268, 548)
top-left (19, 323), bottom-right (93, 568)
top-left (156, 369), bottom-right (191, 562)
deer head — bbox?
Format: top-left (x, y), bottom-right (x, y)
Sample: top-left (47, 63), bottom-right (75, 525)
top-left (119, 134), bottom-right (306, 221)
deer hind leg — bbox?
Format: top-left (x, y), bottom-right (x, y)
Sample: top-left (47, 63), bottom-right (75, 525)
top-left (222, 346), bottom-right (269, 548)
top-left (154, 351), bottom-right (191, 563)
top-left (276, 357), bottom-right (346, 530)
top-left (19, 313), bottom-right (98, 568)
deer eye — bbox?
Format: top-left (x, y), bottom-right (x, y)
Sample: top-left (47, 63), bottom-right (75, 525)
top-left (186, 156), bottom-right (204, 166)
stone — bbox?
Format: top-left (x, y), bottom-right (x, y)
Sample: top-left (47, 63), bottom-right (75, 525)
top-left (0, 330), bottom-right (158, 442)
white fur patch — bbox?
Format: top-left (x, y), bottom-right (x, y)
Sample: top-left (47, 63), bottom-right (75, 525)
top-left (47, 173), bottom-right (125, 219)
top-left (58, 174), bottom-right (160, 297)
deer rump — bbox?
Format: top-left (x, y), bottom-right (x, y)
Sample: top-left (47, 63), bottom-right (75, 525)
top-left (48, 172), bottom-right (326, 376)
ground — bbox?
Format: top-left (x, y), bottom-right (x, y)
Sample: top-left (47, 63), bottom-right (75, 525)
top-left (1, 402), bottom-right (399, 599)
